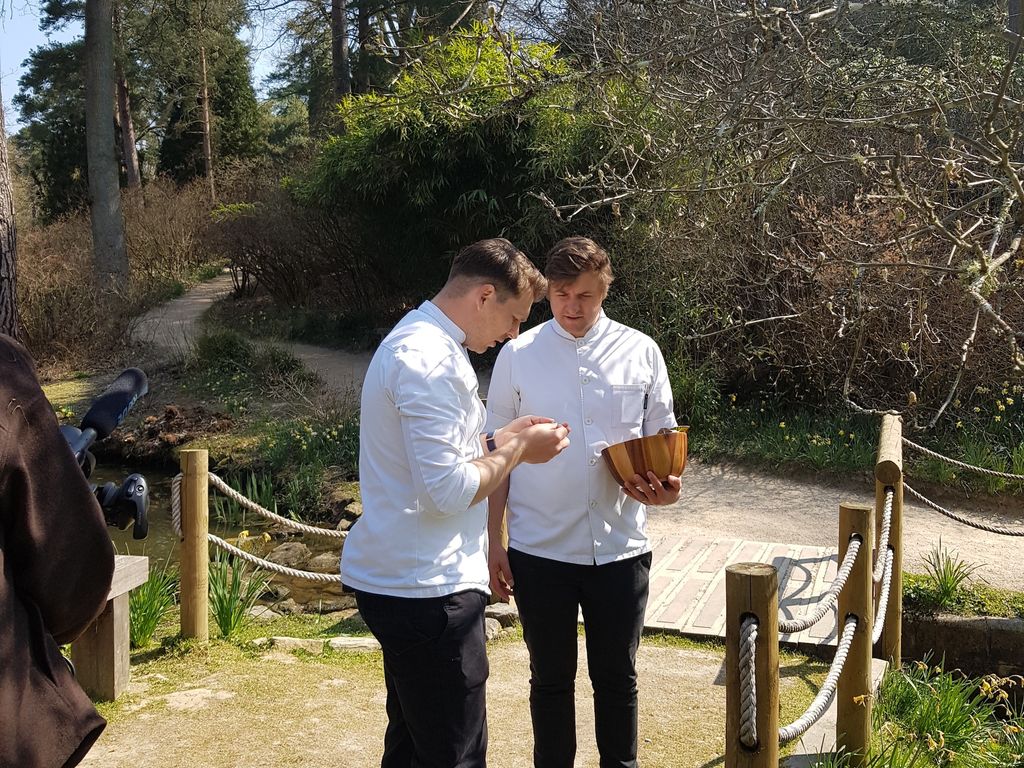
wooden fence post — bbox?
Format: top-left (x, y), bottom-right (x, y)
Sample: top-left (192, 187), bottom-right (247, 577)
top-left (836, 502), bottom-right (874, 766)
top-left (874, 413), bottom-right (903, 665)
top-left (726, 563), bottom-right (780, 768)
top-left (180, 448), bottom-right (209, 641)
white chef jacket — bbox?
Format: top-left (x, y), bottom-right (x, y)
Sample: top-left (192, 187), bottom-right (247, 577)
top-left (486, 313), bottom-right (676, 565)
top-left (341, 301), bottom-right (489, 597)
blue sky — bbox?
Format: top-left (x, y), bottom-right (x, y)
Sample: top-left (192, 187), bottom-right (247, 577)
top-left (1, 2), bottom-right (277, 135)
top-left (1, 3), bottom-right (81, 132)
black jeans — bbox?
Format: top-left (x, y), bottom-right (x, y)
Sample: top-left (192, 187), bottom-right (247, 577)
top-left (508, 549), bottom-right (652, 768)
top-left (355, 589), bottom-right (489, 768)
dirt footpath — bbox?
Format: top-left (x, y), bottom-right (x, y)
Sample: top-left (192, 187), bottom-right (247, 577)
top-left (81, 636), bottom-right (822, 768)
top-left (650, 460), bottom-right (1024, 591)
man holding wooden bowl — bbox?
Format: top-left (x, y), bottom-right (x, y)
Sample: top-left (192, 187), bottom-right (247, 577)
top-left (486, 237), bottom-right (684, 768)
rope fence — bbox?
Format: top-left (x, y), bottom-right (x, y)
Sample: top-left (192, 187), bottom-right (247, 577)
top-left (738, 617), bottom-right (759, 749)
top-left (902, 438), bottom-right (1024, 481)
top-left (779, 536), bottom-right (861, 635)
top-left (873, 489), bottom-right (893, 583)
top-left (725, 416), bottom-right (903, 768)
top-left (872, 549), bottom-right (894, 646)
top-left (902, 482), bottom-right (1024, 537)
top-left (725, 411), bottom-right (1022, 767)
top-left (779, 616), bottom-right (859, 744)
top-left (171, 467), bottom-right (345, 591)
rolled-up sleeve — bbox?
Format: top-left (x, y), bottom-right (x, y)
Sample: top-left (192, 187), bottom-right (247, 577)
top-left (393, 351), bottom-right (481, 517)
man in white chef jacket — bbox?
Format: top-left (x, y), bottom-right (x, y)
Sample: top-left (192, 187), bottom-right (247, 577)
top-left (486, 236), bottom-right (682, 768)
top-left (342, 237), bottom-right (572, 768)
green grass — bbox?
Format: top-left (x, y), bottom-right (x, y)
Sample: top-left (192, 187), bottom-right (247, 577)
top-left (904, 573), bottom-right (1024, 619)
top-left (689, 399), bottom-right (878, 475)
top-left (688, 394), bottom-right (1023, 498)
top-left (203, 291), bottom-right (384, 351)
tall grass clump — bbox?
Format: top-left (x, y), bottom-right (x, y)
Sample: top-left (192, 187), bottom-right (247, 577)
top-left (208, 549), bottom-right (267, 639)
top-left (210, 471), bottom-right (279, 526)
top-left (129, 559), bottom-right (178, 648)
top-left (921, 540), bottom-right (980, 610)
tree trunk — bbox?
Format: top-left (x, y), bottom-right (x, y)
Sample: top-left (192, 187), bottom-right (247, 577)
top-left (332, 0), bottom-right (352, 102)
top-left (84, 0), bottom-right (129, 292)
top-left (114, 5), bottom-right (141, 189)
top-left (0, 87), bottom-right (21, 340)
top-left (116, 69), bottom-right (142, 189)
top-left (356, 0), bottom-right (371, 94)
top-left (199, 44), bottom-right (216, 202)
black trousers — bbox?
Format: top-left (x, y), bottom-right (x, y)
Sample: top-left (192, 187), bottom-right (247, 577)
top-left (508, 548), bottom-right (652, 768)
top-left (355, 589), bottom-right (489, 768)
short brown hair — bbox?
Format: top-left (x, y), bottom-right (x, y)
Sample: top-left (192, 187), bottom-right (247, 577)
top-left (448, 238), bottom-right (547, 301)
top-left (544, 237), bottom-right (614, 286)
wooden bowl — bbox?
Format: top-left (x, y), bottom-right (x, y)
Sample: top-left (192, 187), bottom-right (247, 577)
top-left (601, 427), bottom-right (688, 490)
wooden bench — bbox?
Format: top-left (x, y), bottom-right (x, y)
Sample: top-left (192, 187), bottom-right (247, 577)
top-left (71, 554), bottom-right (149, 701)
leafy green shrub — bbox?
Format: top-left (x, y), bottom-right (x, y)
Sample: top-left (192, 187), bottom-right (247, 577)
top-left (129, 560), bottom-right (178, 649)
top-left (189, 328), bottom-right (256, 374)
top-left (184, 330), bottom-right (321, 413)
top-left (208, 549), bottom-right (267, 639)
top-left (667, 358), bottom-right (721, 430)
top-left (297, 23), bottom-right (616, 305)
top-left (813, 660), bottom-right (1021, 767)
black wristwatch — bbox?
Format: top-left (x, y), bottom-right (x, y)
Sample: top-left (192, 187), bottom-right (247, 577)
top-left (485, 431), bottom-right (497, 453)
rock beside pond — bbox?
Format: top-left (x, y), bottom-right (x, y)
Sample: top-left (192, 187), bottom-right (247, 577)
top-left (264, 584), bottom-right (291, 601)
top-left (485, 618), bottom-right (501, 641)
top-left (248, 605), bottom-right (281, 621)
top-left (312, 596), bottom-right (357, 612)
top-left (274, 598), bottom-right (304, 615)
top-left (485, 602), bottom-right (519, 628)
top-left (266, 542), bottom-right (311, 568)
top-left (327, 636), bottom-right (381, 652)
top-left (307, 553), bottom-right (340, 573)
top-left (99, 404), bottom-right (234, 463)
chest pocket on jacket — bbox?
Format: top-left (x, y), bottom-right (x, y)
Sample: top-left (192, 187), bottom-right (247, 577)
top-left (611, 384), bottom-right (645, 428)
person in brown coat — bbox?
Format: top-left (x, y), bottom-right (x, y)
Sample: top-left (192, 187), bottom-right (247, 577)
top-left (0, 333), bottom-right (115, 767)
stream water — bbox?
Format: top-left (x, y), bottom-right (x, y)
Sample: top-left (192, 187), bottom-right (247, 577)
top-left (94, 465), bottom-right (246, 566)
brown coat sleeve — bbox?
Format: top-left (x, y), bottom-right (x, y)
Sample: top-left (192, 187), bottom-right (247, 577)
top-left (0, 335), bottom-right (115, 645)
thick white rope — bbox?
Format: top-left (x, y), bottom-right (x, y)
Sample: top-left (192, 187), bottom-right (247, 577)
top-left (903, 482), bottom-right (1024, 536)
top-left (207, 472), bottom-right (347, 539)
top-left (779, 536), bottom-right (862, 634)
top-left (171, 474), bottom-right (344, 583)
top-left (738, 617), bottom-right (759, 749)
top-left (778, 615), bottom-right (859, 744)
top-left (206, 533), bottom-right (343, 583)
top-left (902, 438), bottom-right (1024, 481)
top-left (872, 549), bottom-right (894, 646)
top-left (873, 488), bottom-right (893, 584)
